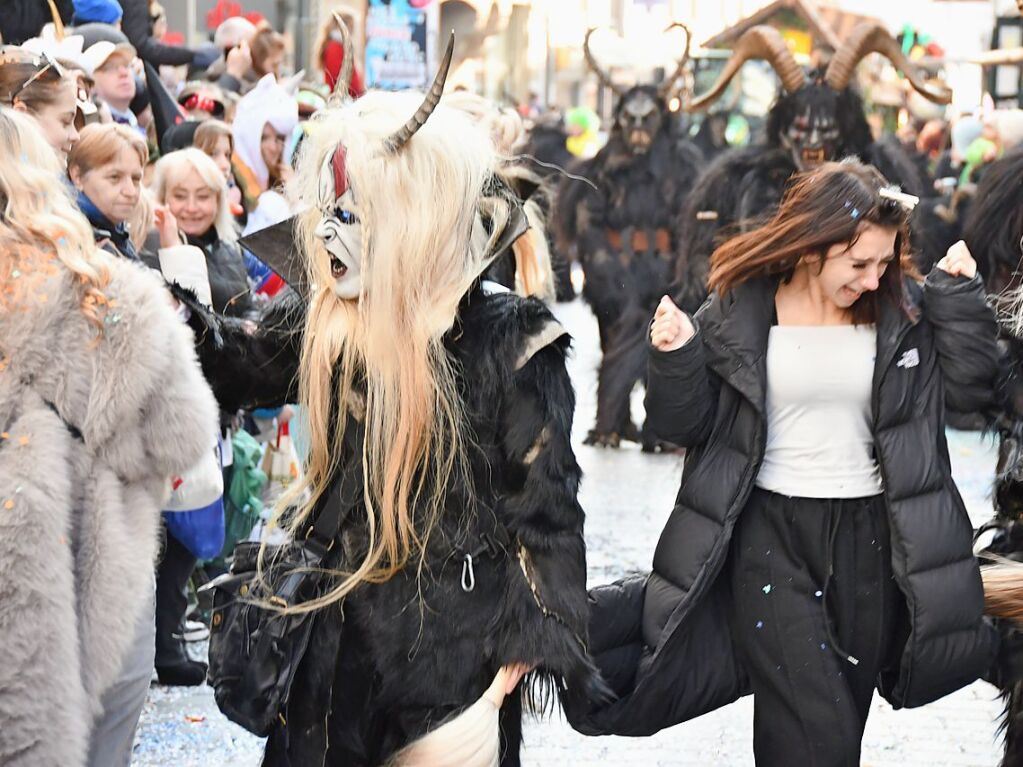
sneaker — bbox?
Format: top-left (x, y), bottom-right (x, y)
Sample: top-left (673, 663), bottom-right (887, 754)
top-left (172, 620), bottom-right (210, 643)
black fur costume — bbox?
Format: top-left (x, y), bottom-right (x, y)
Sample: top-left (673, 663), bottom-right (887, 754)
top-left (172, 273), bottom-right (603, 765)
top-left (253, 286), bottom-right (604, 766)
top-left (553, 26), bottom-right (703, 448)
top-left (961, 147), bottom-right (1023, 767)
top-left (674, 24), bottom-right (947, 312)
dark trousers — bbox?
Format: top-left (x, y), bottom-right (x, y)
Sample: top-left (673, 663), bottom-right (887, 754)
top-left (155, 526), bottom-right (198, 667)
top-left (728, 488), bottom-right (903, 767)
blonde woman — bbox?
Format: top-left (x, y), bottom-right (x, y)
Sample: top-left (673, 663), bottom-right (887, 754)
top-left (0, 107), bottom-right (217, 766)
top-left (152, 147), bottom-right (253, 316)
top-left (207, 46), bottom-right (604, 766)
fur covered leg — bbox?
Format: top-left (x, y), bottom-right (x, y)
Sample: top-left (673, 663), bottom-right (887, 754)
top-left (498, 690), bottom-right (523, 767)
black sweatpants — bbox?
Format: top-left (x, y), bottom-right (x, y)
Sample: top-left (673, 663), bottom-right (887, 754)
top-left (728, 488), bottom-right (903, 767)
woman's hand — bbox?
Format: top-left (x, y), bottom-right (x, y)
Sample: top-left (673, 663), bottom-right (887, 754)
top-left (154, 205), bottom-right (182, 250)
top-left (935, 240), bottom-right (978, 280)
top-left (651, 295), bottom-right (695, 352)
top-left (226, 40), bottom-right (252, 80)
top-left (482, 663), bottom-right (533, 708)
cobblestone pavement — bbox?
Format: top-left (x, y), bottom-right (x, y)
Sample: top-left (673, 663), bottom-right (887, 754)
top-left (132, 296), bottom-right (1006, 766)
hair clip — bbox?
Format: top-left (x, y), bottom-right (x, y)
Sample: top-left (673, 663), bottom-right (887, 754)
top-left (843, 200), bottom-right (861, 220)
top-left (879, 186), bottom-right (919, 211)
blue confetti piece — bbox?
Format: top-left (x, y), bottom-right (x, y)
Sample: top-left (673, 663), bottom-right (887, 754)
top-left (755, 620), bottom-right (764, 629)
top-left (762, 584), bottom-right (772, 594)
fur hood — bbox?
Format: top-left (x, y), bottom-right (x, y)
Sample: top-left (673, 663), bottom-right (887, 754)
top-left (0, 255), bottom-right (218, 765)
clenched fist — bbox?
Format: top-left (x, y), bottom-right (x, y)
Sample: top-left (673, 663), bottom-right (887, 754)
top-left (651, 295), bottom-right (695, 352)
top-left (935, 240), bottom-right (977, 280)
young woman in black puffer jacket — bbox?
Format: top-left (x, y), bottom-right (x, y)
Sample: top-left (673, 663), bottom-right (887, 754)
top-left (569, 159), bottom-right (1001, 766)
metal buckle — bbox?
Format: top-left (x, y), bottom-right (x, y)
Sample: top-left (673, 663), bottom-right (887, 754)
top-left (461, 554), bottom-right (476, 592)
top-left (479, 532), bottom-right (500, 559)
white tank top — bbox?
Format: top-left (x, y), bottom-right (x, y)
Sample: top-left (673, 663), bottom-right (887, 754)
top-left (755, 324), bottom-right (884, 499)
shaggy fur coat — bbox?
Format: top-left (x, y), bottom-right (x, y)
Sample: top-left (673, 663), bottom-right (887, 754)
top-left (261, 286), bottom-right (605, 767)
top-left (0, 256), bottom-right (218, 766)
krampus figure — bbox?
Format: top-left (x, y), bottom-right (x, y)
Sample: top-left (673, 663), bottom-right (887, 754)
top-left (964, 147), bottom-right (1023, 767)
top-left (674, 23), bottom-right (951, 312)
top-left (554, 24), bottom-right (704, 449)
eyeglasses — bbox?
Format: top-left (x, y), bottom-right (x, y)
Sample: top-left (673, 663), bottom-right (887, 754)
top-left (94, 59), bottom-right (132, 74)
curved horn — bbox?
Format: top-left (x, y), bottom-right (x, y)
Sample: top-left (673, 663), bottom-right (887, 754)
top-left (825, 22), bottom-right (951, 104)
top-left (385, 32), bottom-right (455, 154)
top-left (689, 25), bottom-right (805, 112)
top-left (46, 0), bottom-right (66, 41)
top-left (658, 22), bottom-right (693, 99)
top-left (583, 28), bottom-right (625, 97)
top-left (327, 12), bottom-right (355, 105)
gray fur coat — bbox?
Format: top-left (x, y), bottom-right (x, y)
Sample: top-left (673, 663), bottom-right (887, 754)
top-left (0, 255), bottom-right (218, 765)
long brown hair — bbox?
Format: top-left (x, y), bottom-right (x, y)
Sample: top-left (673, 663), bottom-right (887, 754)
top-left (708, 159), bottom-right (917, 324)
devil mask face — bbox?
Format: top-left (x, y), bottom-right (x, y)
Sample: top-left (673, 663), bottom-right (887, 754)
top-left (615, 87), bottom-right (664, 155)
top-left (315, 145), bottom-right (363, 300)
top-left (778, 86), bottom-right (842, 171)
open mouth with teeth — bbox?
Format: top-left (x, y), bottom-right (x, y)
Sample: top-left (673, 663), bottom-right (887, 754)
top-left (801, 147), bottom-right (827, 165)
top-left (629, 130), bottom-right (652, 149)
top-left (330, 254), bottom-right (348, 279)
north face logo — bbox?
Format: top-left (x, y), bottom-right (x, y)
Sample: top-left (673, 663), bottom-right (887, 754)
top-left (896, 349), bottom-right (919, 369)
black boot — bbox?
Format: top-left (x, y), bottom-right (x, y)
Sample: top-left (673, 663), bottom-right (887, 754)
top-left (155, 527), bottom-right (207, 686)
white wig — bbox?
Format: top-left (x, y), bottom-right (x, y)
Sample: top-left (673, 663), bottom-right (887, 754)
top-left (270, 88), bottom-right (514, 613)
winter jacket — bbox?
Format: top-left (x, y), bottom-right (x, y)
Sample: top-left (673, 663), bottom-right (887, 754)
top-left (78, 190), bottom-right (141, 261)
top-left (568, 270), bottom-right (1000, 737)
top-left (185, 228), bottom-right (254, 317)
top-left (118, 0), bottom-right (195, 67)
top-left (0, 254), bottom-right (218, 765)
top-left (1, 0), bottom-right (73, 44)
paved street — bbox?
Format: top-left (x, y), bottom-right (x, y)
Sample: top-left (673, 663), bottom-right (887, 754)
top-left (133, 293), bottom-right (1007, 766)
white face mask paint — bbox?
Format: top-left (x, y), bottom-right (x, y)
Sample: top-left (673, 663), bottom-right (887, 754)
top-left (315, 153), bottom-right (363, 300)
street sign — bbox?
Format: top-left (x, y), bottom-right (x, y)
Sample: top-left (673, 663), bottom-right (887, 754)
top-left (365, 0), bottom-right (440, 91)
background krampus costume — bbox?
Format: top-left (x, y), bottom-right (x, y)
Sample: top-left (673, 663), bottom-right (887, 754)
top-left (674, 23), bottom-right (950, 311)
top-left (204, 36), bottom-right (603, 767)
top-left (553, 24), bottom-right (704, 448)
top-left (961, 147), bottom-right (1023, 767)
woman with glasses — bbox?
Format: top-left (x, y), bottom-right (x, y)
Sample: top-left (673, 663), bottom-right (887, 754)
top-left (0, 46), bottom-right (80, 162)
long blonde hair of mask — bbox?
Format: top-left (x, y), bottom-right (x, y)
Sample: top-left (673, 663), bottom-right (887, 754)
top-left (273, 91), bottom-right (501, 610)
top-left (0, 107), bottom-right (110, 330)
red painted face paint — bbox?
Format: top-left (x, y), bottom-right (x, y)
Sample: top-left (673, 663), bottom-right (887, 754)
top-left (331, 145), bottom-right (349, 200)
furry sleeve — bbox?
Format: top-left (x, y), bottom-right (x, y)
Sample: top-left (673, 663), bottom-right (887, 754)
top-left (80, 262), bottom-right (219, 486)
top-left (495, 338), bottom-right (608, 701)
top-left (170, 283), bottom-right (304, 412)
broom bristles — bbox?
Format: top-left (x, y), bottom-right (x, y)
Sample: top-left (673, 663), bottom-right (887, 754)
top-left (983, 561), bottom-right (1023, 621)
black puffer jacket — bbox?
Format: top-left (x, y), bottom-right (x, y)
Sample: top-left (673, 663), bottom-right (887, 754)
top-left (186, 229), bottom-right (254, 317)
top-left (568, 270), bottom-right (1000, 736)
